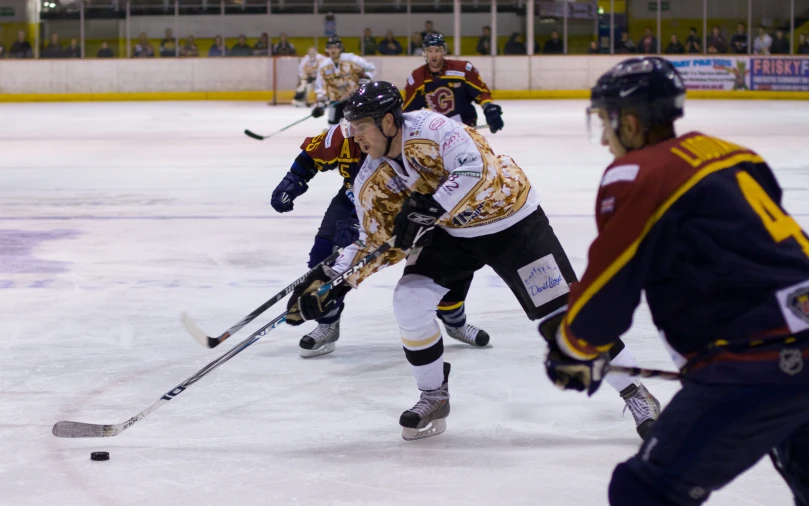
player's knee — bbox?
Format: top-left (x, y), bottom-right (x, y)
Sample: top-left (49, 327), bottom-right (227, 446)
top-left (609, 463), bottom-right (676, 506)
top-left (393, 275), bottom-right (447, 327)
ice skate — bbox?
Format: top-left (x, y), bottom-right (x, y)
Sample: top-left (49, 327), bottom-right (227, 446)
top-left (299, 321), bottom-right (340, 358)
top-left (444, 322), bottom-right (490, 347)
top-left (620, 383), bottom-right (661, 441)
top-left (400, 362), bottom-right (451, 441)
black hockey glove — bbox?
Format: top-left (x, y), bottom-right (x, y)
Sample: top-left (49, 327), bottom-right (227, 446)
top-left (270, 171), bottom-right (308, 213)
top-left (538, 307), bottom-right (610, 397)
top-left (393, 193), bottom-right (444, 251)
top-left (311, 103), bottom-right (326, 119)
top-left (286, 265), bottom-right (352, 325)
top-left (483, 103), bottom-right (504, 134)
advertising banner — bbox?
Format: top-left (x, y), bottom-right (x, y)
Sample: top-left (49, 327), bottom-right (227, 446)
top-left (668, 57), bottom-right (751, 91)
top-left (751, 58), bottom-right (809, 91)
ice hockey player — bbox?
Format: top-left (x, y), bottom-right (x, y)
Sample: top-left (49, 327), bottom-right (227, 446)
top-left (537, 57), bottom-right (809, 505)
top-left (402, 33), bottom-right (504, 133)
top-left (292, 47), bottom-right (326, 108)
top-left (313, 36), bottom-right (376, 126)
top-left (272, 124), bottom-right (490, 357)
top-left (286, 81), bottom-right (660, 441)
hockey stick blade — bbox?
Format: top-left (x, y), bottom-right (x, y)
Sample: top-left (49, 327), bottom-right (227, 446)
top-left (53, 420), bottom-right (125, 438)
top-left (180, 248), bottom-right (343, 349)
top-left (244, 129), bottom-right (266, 140)
top-left (244, 113), bottom-right (315, 141)
top-left (609, 365), bottom-right (681, 381)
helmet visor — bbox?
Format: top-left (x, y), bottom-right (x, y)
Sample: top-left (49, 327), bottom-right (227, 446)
top-left (586, 106), bottom-right (618, 146)
top-left (340, 117), bottom-right (375, 138)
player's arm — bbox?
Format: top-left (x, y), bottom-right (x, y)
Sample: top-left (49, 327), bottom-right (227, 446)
top-left (402, 72), bottom-right (426, 112)
top-left (346, 53), bottom-right (376, 80)
top-left (429, 129), bottom-right (486, 216)
top-left (461, 63), bottom-right (504, 133)
top-left (314, 65), bottom-right (327, 104)
top-left (297, 58), bottom-right (308, 80)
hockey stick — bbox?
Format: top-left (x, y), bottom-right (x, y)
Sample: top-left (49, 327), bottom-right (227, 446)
top-left (52, 238), bottom-right (396, 439)
top-left (609, 365), bottom-right (681, 381)
top-left (52, 312), bottom-right (287, 438)
top-left (244, 113), bottom-right (314, 141)
top-left (181, 246), bottom-right (347, 349)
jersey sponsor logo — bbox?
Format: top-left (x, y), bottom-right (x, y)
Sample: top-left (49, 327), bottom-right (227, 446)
top-left (599, 196), bottom-right (616, 214)
top-left (445, 70), bottom-right (465, 77)
top-left (776, 279), bottom-right (809, 333)
top-left (454, 152), bottom-right (478, 166)
top-left (452, 170), bottom-right (481, 178)
top-left (325, 125), bottom-right (339, 148)
top-left (787, 287), bottom-right (809, 323)
top-left (600, 164), bottom-right (639, 187)
top-left (429, 117), bottom-right (446, 130)
top-left (385, 175), bottom-right (408, 193)
top-left (465, 62), bottom-right (473, 71)
top-left (409, 111), bottom-right (431, 137)
top-left (425, 87), bottom-right (456, 115)
top-left (452, 202), bottom-right (485, 226)
top-left (441, 130), bottom-right (465, 153)
top-left (407, 74), bottom-right (415, 86)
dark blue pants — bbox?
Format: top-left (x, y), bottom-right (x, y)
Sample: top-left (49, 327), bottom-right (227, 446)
top-left (609, 380), bottom-right (809, 505)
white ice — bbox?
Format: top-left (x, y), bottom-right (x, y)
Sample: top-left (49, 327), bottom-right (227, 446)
top-left (1, 99), bottom-right (808, 506)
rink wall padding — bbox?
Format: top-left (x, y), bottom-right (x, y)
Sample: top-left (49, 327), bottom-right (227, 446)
top-left (1, 55), bottom-right (808, 102)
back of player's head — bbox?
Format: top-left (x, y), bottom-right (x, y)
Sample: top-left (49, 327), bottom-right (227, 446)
top-left (326, 36), bottom-right (343, 51)
top-left (422, 33), bottom-right (446, 52)
top-left (591, 57), bottom-right (685, 130)
top-left (344, 81), bottom-right (404, 127)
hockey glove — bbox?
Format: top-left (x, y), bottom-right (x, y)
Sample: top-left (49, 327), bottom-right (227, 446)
top-left (270, 171), bottom-right (308, 213)
top-left (311, 102), bottom-right (326, 119)
top-left (286, 265), bottom-right (352, 325)
top-left (393, 193), bottom-right (444, 251)
top-left (538, 308), bottom-right (610, 397)
top-left (483, 103), bottom-right (504, 134)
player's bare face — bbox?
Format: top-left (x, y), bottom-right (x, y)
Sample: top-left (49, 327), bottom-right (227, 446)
top-left (596, 109), bottom-right (627, 158)
top-left (349, 118), bottom-right (386, 158)
top-left (327, 46), bottom-right (341, 60)
top-left (425, 47), bottom-right (444, 71)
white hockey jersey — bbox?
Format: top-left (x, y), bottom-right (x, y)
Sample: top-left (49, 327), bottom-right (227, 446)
top-left (333, 110), bottom-right (541, 285)
top-left (298, 53), bottom-right (327, 80)
top-left (315, 53), bottom-right (376, 103)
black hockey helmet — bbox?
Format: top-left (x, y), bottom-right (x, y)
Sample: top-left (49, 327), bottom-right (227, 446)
top-left (326, 36), bottom-right (343, 51)
top-left (422, 32), bottom-right (446, 52)
top-left (590, 57), bottom-right (685, 129)
top-left (342, 81), bottom-right (404, 156)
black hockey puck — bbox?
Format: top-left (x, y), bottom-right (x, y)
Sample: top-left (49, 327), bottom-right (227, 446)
top-left (90, 451), bottom-right (110, 461)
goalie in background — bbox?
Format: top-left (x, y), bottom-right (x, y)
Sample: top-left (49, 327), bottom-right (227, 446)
top-left (292, 47), bottom-right (326, 108)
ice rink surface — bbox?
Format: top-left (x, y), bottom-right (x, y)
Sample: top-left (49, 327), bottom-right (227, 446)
top-left (1, 99), bottom-right (808, 506)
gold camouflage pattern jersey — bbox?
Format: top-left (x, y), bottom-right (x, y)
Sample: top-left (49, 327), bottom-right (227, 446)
top-left (333, 110), bottom-right (540, 285)
top-left (315, 53), bottom-right (376, 103)
top-left (298, 53), bottom-right (327, 80)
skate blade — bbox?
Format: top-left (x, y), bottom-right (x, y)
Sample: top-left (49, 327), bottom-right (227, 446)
top-left (300, 342), bottom-right (336, 358)
top-left (401, 419), bottom-right (447, 441)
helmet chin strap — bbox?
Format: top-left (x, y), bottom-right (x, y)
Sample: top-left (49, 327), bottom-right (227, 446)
top-left (375, 117), bottom-right (400, 157)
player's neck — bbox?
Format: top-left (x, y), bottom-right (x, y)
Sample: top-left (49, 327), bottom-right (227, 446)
top-left (428, 61), bottom-right (444, 73)
top-left (385, 129), bottom-right (403, 159)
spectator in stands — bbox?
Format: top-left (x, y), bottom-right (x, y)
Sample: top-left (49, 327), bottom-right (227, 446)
top-left (731, 23), bottom-right (748, 54)
top-left (543, 30), bottom-right (563, 54)
top-left (230, 35), bottom-right (253, 57)
top-left (208, 35), bottom-right (227, 57)
top-left (97, 41), bottom-right (114, 58)
top-left (65, 38), bottom-right (81, 58)
top-left (421, 20), bottom-right (440, 40)
top-left (410, 32), bottom-right (423, 56)
top-left (754, 25), bottom-right (772, 55)
top-left (273, 33), bottom-right (296, 56)
top-left (504, 33), bottom-right (526, 55)
top-left (637, 27), bottom-right (658, 54)
top-left (180, 35), bottom-right (199, 57)
top-left (616, 32), bottom-right (635, 54)
top-left (10, 31), bottom-right (33, 58)
top-left (686, 27), bottom-right (701, 53)
top-left (361, 28), bottom-right (377, 55)
top-left (588, 40), bottom-right (600, 54)
top-left (43, 32), bottom-right (65, 58)
top-left (378, 30), bottom-right (403, 55)
top-left (160, 29), bottom-right (175, 56)
top-left (799, 33), bottom-right (809, 54)
top-left (771, 29), bottom-right (790, 54)
top-left (477, 26), bottom-right (492, 55)
top-left (707, 26), bottom-right (728, 53)
top-left (254, 32), bottom-right (270, 56)
top-left (134, 33), bottom-right (155, 58)
top-left (0, 44), bottom-right (6, 58)
top-left (665, 34), bottom-right (685, 54)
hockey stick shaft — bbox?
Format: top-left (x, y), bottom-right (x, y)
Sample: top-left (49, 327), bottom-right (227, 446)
top-left (244, 114), bottom-right (314, 140)
top-left (610, 365), bottom-right (681, 381)
top-left (52, 312), bottom-right (288, 438)
top-left (182, 247), bottom-right (345, 349)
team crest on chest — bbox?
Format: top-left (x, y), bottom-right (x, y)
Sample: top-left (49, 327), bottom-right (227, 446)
top-left (425, 87), bottom-right (455, 115)
top-left (787, 288), bottom-right (809, 323)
